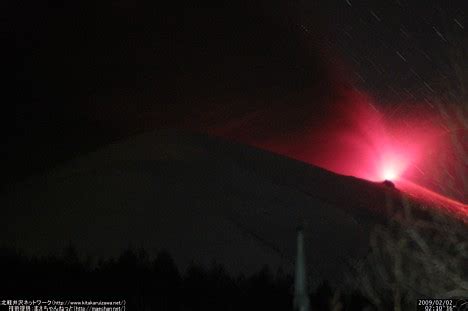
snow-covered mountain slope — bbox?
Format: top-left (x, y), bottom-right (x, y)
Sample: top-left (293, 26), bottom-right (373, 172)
top-left (0, 129), bottom-right (410, 285)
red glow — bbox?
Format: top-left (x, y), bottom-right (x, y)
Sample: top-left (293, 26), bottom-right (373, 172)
top-left (397, 179), bottom-right (468, 219)
top-left (258, 89), bottom-right (448, 185)
top-left (273, 89), bottom-right (467, 217)
top-left (199, 87), bottom-right (466, 216)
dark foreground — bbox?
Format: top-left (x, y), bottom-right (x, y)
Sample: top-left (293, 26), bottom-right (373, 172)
top-left (1, 247), bottom-right (374, 311)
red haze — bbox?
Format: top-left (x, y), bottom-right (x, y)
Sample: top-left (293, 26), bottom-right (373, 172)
top-left (202, 86), bottom-right (466, 215)
top-left (257, 89), bottom-right (444, 182)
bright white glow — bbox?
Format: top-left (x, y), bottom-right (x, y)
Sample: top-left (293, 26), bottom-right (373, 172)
top-left (382, 167), bottom-right (397, 181)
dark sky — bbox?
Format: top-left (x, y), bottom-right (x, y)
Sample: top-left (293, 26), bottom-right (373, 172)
top-left (3, 0), bottom-right (466, 186)
top-left (313, 0), bottom-right (466, 102)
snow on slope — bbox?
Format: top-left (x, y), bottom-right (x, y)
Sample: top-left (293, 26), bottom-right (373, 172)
top-left (1, 129), bottom-right (405, 285)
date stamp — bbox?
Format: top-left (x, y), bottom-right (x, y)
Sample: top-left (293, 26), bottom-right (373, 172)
top-left (417, 298), bottom-right (468, 311)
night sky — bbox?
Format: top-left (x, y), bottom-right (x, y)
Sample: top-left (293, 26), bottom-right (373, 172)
top-left (317, 0), bottom-right (466, 97)
top-left (3, 0), bottom-right (467, 192)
